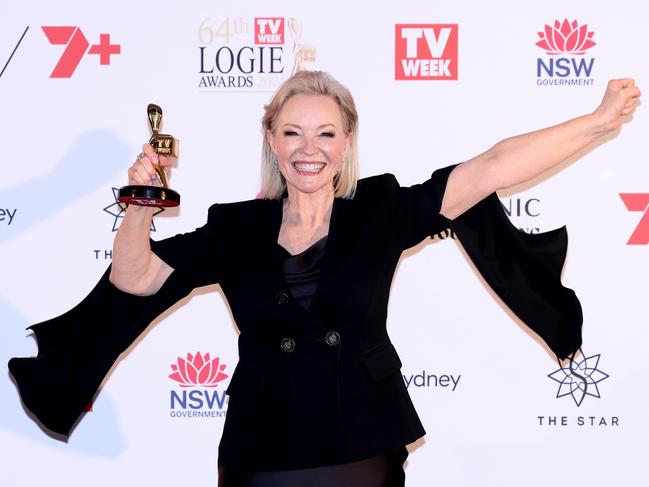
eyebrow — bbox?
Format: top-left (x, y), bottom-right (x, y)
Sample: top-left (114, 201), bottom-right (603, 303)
top-left (281, 123), bottom-right (337, 130)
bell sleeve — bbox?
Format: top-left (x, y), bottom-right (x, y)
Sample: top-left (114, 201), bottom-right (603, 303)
top-left (396, 164), bottom-right (582, 360)
top-left (7, 204), bottom-right (222, 437)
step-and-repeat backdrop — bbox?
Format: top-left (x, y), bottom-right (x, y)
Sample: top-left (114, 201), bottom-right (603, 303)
top-left (2, 1), bottom-right (647, 486)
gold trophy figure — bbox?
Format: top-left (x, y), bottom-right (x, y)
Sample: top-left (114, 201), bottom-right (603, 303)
top-left (288, 18), bottom-right (316, 74)
top-left (118, 104), bottom-right (181, 207)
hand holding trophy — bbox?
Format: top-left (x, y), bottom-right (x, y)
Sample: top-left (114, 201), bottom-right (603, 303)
top-left (118, 104), bottom-right (181, 207)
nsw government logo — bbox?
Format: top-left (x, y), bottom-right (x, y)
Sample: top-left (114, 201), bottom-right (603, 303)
top-left (198, 17), bottom-right (316, 91)
top-left (395, 24), bottom-right (458, 80)
top-left (535, 19), bottom-right (596, 87)
top-left (169, 352), bottom-right (229, 419)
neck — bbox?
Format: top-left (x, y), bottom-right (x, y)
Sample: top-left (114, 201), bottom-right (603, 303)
top-left (284, 185), bottom-right (334, 228)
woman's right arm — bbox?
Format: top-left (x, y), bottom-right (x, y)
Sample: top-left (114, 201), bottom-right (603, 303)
top-left (109, 144), bottom-right (174, 296)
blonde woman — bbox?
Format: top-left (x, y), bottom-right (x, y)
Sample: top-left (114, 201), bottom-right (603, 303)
top-left (10, 71), bottom-right (640, 486)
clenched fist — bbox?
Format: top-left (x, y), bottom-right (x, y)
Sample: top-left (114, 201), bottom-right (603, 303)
top-left (127, 143), bottom-right (174, 187)
top-left (593, 78), bottom-right (641, 132)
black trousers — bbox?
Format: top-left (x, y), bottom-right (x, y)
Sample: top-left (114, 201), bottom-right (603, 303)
top-left (218, 447), bottom-right (409, 487)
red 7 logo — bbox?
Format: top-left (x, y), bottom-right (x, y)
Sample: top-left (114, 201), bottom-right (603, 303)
top-left (620, 193), bottom-right (649, 245)
top-left (42, 26), bottom-right (89, 78)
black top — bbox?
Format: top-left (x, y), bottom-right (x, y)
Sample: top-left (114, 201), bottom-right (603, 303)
top-left (280, 235), bottom-right (328, 310)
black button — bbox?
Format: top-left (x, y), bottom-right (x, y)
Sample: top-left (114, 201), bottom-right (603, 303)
top-left (276, 291), bottom-right (289, 304)
top-left (281, 337), bottom-right (296, 353)
top-left (324, 331), bottom-right (341, 347)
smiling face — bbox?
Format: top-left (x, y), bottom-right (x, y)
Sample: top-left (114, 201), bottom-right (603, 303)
top-left (267, 94), bottom-right (352, 197)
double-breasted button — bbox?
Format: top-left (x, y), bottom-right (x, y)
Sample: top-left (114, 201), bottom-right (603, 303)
top-left (281, 337), bottom-right (296, 353)
top-left (324, 331), bottom-right (341, 347)
top-left (276, 291), bottom-right (289, 304)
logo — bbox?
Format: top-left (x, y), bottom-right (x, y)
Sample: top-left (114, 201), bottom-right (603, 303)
top-left (431, 228), bottom-right (457, 240)
top-left (535, 19), bottom-right (595, 86)
top-left (548, 353), bottom-right (609, 406)
top-left (168, 352), bottom-right (229, 419)
top-left (255, 18), bottom-right (284, 44)
top-left (620, 193), bottom-right (649, 245)
top-left (395, 24), bottom-right (458, 80)
top-left (1, 26), bottom-right (29, 79)
top-left (168, 352), bottom-right (229, 387)
top-left (42, 26), bottom-right (121, 78)
top-left (502, 197), bottom-right (541, 234)
top-left (197, 17), bottom-right (316, 91)
top-left (0, 208), bottom-right (17, 226)
top-left (103, 188), bottom-right (163, 232)
top-left (536, 19), bottom-right (596, 54)
top-left (402, 370), bottom-right (461, 391)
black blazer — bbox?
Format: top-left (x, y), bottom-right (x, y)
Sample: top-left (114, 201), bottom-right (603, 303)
top-left (9, 164), bottom-right (582, 470)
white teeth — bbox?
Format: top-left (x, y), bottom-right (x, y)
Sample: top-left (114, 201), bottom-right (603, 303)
top-left (293, 162), bottom-right (325, 173)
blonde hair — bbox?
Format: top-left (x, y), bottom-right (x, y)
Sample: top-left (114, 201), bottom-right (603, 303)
top-left (260, 71), bottom-right (359, 199)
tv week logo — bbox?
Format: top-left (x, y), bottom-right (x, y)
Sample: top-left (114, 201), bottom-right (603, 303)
top-left (42, 26), bottom-right (121, 78)
top-left (395, 24), bottom-right (458, 80)
top-left (620, 193), bottom-right (649, 245)
top-left (255, 18), bottom-right (284, 44)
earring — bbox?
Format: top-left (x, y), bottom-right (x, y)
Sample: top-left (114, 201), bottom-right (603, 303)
top-left (341, 154), bottom-right (347, 165)
top-left (272, 153), bottom-right (280, 174)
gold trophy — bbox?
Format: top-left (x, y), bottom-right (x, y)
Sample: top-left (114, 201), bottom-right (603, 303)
top-left (118, 104), bottom-right (181, 207)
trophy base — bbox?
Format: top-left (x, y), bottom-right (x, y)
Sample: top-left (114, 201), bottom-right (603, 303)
top-left (117, 185), bottom-right (180, 208)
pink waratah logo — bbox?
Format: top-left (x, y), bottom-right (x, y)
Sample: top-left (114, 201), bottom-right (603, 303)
top-left (536, 19), bottom-right (596, 55)
top-left (168, 352), bottom-right (228, 387)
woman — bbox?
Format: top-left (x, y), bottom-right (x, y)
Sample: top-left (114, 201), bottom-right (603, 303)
top-left (9, 71), bottom-right (640, 486)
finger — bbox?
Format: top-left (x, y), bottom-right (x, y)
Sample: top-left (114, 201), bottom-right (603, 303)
top-left (622, 85), bottom-right (641, 98)
top-left (142, 143), bottom-right (159, 164)
top-left (138, 157), bottom-right (159, 179)
top-left (617, 78), bottom-right (635, 89)
top-left (158, 154), bottom-right (172, 167)
top-left (621, 105), bottom-right (638, 116)
top-left (128, 164), bottom-right (152, 185)
top-left (135, 163), bottom-right (155, 184)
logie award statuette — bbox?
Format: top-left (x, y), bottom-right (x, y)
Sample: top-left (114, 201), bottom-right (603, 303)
top-left (118, 103), bottom-right (181, 207)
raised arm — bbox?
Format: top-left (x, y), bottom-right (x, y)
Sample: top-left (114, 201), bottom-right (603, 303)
top-left (109, 144), bottom-right (174, 296)
top-left (441, 78), bottom-right (641, 220)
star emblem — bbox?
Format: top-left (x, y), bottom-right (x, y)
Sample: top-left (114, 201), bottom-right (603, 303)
top-left (548, 353), bottom-right (609, 407)
top-left (103, 187), bottom-right (164, 231)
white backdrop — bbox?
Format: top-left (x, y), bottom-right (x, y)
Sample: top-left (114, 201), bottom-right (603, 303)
top-left (2, 1), bottom-right (648, 486)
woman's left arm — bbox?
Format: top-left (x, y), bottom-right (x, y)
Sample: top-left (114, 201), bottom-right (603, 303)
top-left (441, 78), bottom-right (641, 220)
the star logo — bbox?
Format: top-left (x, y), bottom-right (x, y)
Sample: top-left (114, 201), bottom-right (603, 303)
top-left (103, 187), bottom-right (163, 231)
top-left (548, 353), bottom-right (609, 407)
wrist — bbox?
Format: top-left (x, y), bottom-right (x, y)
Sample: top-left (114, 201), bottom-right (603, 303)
top-left (589, 109), bottom-right (616, 136)
top-left (122, 204), bottom-right (155, 227)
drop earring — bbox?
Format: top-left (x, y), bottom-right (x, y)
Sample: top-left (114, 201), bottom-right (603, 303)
top-left (272, 153), bottom-right (280, 174)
